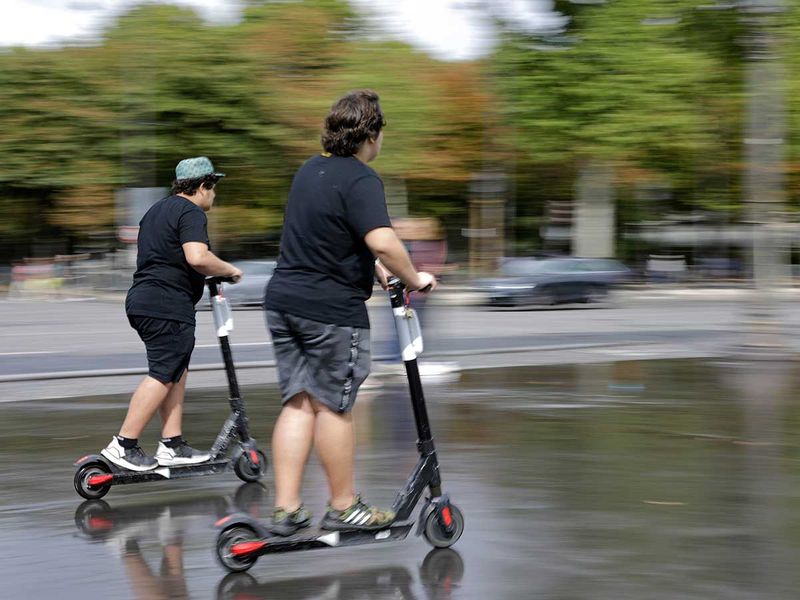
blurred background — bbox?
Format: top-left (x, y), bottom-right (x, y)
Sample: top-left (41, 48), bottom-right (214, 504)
top-left (2, 0), bottom-right (797, 297)
top-left (6, 4), bottom-right (800, 598)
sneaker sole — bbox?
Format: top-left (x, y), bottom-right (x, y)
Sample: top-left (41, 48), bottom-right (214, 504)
top-left (319, 520), bottom-right (394, 532)
top-left (101, 449), bottom-right (157, 472)
top-left (267, 520), bottom-right (312, 537)
top-left (155, 456), bottom-right (211, 466)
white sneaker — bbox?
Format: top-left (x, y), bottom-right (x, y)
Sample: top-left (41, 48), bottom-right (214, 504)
top-left (359, 374), bottom-right (383, 390)
top-left (100, 437), bottom-right (157, 471)
top-left (371, 362), bottom-right (406, 377)
top-left (418, 362), bottom-right (461, 380)
top-left (154, 441), bottom-right (211, 466)
top-left (418, 362), bottom-right (460, 376)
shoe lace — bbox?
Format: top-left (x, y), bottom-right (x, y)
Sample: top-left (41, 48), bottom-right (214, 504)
top-left (339, 495), bottom-right (394, 525)
top-left (273, 505), bottom-right (308, 523)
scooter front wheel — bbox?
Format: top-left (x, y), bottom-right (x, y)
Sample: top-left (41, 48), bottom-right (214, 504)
top-left (423, 503), bottom-right (464, 549)
top-left (234, 450), bottom-right (268, 483)
top-left (216, 526), bottom-right (259, 572)
top-left (74, 463), bottom-right (112, 500)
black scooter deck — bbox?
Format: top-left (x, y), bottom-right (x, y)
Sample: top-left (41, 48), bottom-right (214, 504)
top-left (252, 524), bottom-right (413, 555)
top-left (110, 460), bottom-right (230, 485)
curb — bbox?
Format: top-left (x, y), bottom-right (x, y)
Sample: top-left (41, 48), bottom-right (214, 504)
top-left (0, 340), bottom-right (659, 384)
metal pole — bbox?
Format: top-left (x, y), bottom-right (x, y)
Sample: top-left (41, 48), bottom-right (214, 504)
top-left (738, 0), bottom-right (787, 356)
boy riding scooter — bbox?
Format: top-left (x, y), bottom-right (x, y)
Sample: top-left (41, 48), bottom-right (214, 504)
top-left (101, 157), bottom-right (242, 471)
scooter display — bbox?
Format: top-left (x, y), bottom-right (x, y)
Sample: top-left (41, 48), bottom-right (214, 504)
top-left (214, 277), bottom-right (464, 573)
top-left (73, 276), bottom-right (267, 500)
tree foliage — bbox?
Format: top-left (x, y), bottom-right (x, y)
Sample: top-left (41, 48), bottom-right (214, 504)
top-left (0, 0), bottom-right (487, 258)
top-left (0, 0), bottom-right (798, 261)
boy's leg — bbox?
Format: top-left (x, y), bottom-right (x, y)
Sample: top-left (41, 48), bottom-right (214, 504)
top-left (272, 392), bottom-right (316, 511)
top-left (313, 399), bottom-right (355, 511)
top-left (119, 376), bottom-right (174, 439)
top-left (152, 369), bottom-right (210, 465)
top-left (159, 369), bottom-right (188, 438)
top-left (315, 397), bottom-right (395, 531)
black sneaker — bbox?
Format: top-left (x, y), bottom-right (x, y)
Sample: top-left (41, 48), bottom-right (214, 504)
top-left (320, 494), bottom-right (395, 531)
top-left (100, 437), bottom-right (157, 471)
top-left (154, 440), bottom-right (210, 466)
top-left (267, 505), bottom-right (312, 537)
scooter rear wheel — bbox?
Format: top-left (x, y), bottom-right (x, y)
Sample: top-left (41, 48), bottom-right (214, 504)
top-left (216, 526), bottom-right (259, 572)
top-left (74, 463), bottom-right (112, 500)
top-left (423, 504), bottom-right (464, 549)
top-left (234, 450), bottom-right (268, 483)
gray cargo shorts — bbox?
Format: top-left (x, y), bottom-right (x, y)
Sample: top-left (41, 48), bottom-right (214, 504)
top-left (265, 310), bottom-right (371, 413)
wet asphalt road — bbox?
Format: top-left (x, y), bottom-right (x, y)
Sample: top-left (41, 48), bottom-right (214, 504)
top-left (0, 294), bottom-right (756, 380)
top-left (2, 360), bottom-right (800, 599)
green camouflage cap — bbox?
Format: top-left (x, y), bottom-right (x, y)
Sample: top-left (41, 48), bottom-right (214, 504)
top-left (175, 156), bottom-right (225, 180)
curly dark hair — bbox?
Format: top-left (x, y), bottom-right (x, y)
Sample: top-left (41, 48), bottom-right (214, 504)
top-left (321, 89), bottom-right (386, 157)
top-left (170, 174), bottom-right (220, 196)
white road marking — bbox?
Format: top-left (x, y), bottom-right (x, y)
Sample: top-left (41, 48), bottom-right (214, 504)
top-left (0, 350), bottom-right (66, 356)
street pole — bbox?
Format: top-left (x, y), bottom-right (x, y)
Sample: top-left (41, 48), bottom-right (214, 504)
top-left (739, 0), bottom-right (788, 356)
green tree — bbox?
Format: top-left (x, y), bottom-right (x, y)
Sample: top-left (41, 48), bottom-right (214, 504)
top-left (491, 1), bottom-right (766, 257)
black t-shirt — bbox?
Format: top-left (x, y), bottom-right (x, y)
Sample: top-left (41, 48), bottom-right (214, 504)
top-left (265, 154), bottom-right (392, 328)
top-left (125, 195), bottom-right (210, 325)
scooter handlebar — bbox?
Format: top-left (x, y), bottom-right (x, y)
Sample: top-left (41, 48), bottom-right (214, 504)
top-left (386, 276), bottom-right (433, 294)
top-left (387, 276), bottom-right (404, 291)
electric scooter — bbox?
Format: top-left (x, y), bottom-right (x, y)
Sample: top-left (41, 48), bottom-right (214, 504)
top-left (214, 277), bottom-right (464, 573)
top-left (73, 276), bottom-right (267, 500)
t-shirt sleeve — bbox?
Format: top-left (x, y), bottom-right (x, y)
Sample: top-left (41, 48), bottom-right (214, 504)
top-left (345, 175), bottom-right (392, 239)
top-left (178, 207), bottom-right (209, 246)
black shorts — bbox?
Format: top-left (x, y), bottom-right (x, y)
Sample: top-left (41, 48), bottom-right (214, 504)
top-left (266, 310), bottom-right (371, 413)
top-left (128, 315), bottom-right (195, 384)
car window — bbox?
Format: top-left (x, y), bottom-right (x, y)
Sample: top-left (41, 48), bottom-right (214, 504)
top-left (582, 259), bottom-right (622, 272)
top-left (501, 260), bottom-right (551, 276)
top-left (553, 260), bottom-right (584, 272)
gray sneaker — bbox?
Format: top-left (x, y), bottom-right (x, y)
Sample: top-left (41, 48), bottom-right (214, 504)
top-left (154, 441), bottom-right (210, 466)
top-left (101, 437), bottom-right (157, 472)
top-left (320, 494), bottom-right (395, 531)
top-left (268, 505), bottom-right (312, 537)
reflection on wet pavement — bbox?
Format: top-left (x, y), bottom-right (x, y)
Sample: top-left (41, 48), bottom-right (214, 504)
top-left (215, 548), bottom-right (463, 600)
top-left (73, 484), bottom-right (267, 600)
top-left (2, 360), bottom-right (800, 598)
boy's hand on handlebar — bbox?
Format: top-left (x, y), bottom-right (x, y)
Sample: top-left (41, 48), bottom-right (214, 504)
top-left (375, 260), bottom-right (392, 291)
top-left (411, 272), bottom-right (436, 293)
top-left (229, 267), bottom-right (243, 283)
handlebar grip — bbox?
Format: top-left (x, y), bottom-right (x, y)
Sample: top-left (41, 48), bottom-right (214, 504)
top-left (386, 276), bottom-right (431, 293)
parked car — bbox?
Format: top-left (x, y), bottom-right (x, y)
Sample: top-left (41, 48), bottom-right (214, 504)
top-left (198, 259), bottom-right (276, 309)
top-left (476, 257), bottom-right (631, 307)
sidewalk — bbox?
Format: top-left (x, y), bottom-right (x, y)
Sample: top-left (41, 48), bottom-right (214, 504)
top-left (2, 280), bottom-right (796, 403)
top-left (4, 281), bottom-right (795, 306)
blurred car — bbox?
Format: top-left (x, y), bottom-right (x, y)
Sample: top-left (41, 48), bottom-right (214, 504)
top-left (198, 259), bottom-right (276, 309)
top-left (476, 257), bottom-right (631, 307)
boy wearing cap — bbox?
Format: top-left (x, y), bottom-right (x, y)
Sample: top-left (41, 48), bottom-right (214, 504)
top-left (100, 157), bottom-right (243, 471)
